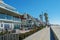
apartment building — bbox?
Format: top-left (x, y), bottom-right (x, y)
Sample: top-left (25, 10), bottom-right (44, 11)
top-left (20, 14), bottom-right (34, 30)
top-left (34, 18), bottom-right (41, 27)
top-left (0, 0), bottom-right (21, 31)
top-left (20, 13), bottom-right (41, 30)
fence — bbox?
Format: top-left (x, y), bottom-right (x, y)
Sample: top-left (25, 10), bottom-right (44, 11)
top-left (0, 33), bottom-right (19, 40)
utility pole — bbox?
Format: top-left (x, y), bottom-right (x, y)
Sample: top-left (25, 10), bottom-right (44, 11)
top-left (41, 11), bottom-right (44, 27)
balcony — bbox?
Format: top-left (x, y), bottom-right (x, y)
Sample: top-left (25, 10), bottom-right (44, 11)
top-left (0, 19), bottom-right (21, 23)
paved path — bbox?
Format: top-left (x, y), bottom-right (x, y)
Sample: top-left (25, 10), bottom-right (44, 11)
top-left (24, 27), bottom-right (50, 40)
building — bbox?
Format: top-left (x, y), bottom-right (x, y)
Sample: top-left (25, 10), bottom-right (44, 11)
top-left (20, 14), bottom-right (34, 30)
top-left (0, 0), bottom-right (21, 31)
top-left (20, 13), bottom-right (41, 30)
top-left (34, 18), bottom-right (40, 27)
top-left (0, 0), bottom-right (41, 31)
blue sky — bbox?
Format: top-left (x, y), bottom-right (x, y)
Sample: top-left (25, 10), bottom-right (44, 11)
top-left (3, 0), bottom-right (60, 24)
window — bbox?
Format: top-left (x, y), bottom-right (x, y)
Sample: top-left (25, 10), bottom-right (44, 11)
top-left (7, 15), bottom-right (13, 20)
top-left (4, 24), bottom-right (10, 30)
top-left (14, 24), bottom-right (20, 29)
top-left (0, 14), bottom-right (6, 19)
top-left (0, 13), bottom-right (21, 21)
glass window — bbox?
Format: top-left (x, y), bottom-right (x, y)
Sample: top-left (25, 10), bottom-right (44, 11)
top-left (0, 13), bottom-right (21, 21)
top-left (6, 15), bottom-right (13, 20)
top-left (4, 24), bottom-right (10, 30)
top-left (0, 14), bottom-right (5, 19)
top-left (13, 17), bottom-right (21, 21)
top-left (14, 24), bottom-right (20, 29)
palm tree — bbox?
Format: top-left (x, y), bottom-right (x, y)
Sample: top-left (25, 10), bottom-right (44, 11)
top-left (44, 13), bottom-right (48, 26)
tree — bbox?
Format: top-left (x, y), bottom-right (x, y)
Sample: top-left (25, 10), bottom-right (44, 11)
top-left (44, 13), bottom-right (48, 26)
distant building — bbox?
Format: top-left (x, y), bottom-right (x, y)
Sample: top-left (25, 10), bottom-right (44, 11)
top-left (0, 0), bottom-right (21, 31)
top-left (20, 14), bottom-right (41, 30)
top-left (34, 18), bottom-right (41, 27)
top-left (20, 14), bottom-right (34, 30)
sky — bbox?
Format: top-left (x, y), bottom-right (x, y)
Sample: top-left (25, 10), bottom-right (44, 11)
top-left (3, 0), bottom-right (60, 24)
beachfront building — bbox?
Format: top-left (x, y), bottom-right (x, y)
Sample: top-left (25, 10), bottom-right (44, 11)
top-left (33, 18), bottom-right (40, 27)
top-left (20, 14), bottom-right (35, 30)
top-left (0, 0), bottom-right (21, 31)
top-left (20, 13), bottom-right (41, 30)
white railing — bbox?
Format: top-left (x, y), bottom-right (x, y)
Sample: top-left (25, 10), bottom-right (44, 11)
top-left (0, 33), bottom-right (19, 40)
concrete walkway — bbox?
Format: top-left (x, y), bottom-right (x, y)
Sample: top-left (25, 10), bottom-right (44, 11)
top-left (24, 27), bottom-right (50, 40)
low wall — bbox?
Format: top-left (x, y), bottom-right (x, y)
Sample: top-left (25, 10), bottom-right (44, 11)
top-left (50, 27), bottom-right (58, 40)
